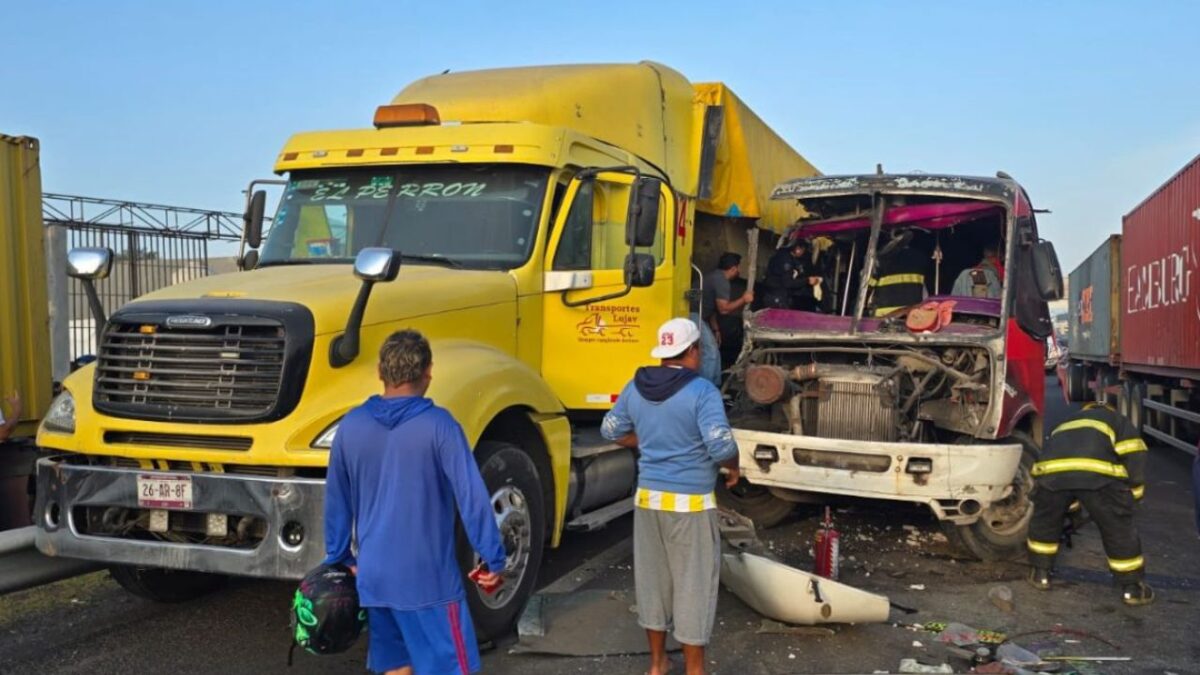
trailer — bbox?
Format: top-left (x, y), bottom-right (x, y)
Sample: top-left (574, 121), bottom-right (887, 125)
top-left (0, 134), bottom-right (52, 530)
top-left (1064, 154), bottom-right (1200, 456)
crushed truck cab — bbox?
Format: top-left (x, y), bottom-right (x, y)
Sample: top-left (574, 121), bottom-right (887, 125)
top-left (723, 173), bottom-right (1062, 560)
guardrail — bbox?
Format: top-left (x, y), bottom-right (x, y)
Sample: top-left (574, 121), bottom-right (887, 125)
top-left (0, 526), bottom-right (102, 596)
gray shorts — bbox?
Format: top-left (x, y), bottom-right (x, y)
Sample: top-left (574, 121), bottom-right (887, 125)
top-left (633, 507), bottom-right (721, 646)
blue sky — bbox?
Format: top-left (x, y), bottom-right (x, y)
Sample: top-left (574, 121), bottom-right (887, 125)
top-left (2, 1), bottom-right (1198, 268)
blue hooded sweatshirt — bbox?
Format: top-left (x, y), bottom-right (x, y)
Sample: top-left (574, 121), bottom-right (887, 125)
top-left (323, 395), bottom-right (507, 610)
top-left (601, 366), bottom-right (738, 495)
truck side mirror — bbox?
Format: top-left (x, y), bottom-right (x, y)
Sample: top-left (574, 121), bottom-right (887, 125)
top-left (625, 253), bottom-right (656, 287)
top-left (67, 247), bottom-right (114, 280)
top-left (626, 176), bottom-right (662, 248)
top-left (67, 247), bottom-right (114, 348)
top-left (244, 190), bottom-right (267, 249)
top-left (1032, 240), bottom-right (1063, 301)
top-left (331, 248), bottom-right (402, 368)
top-left (353, 247), bottom-right (403, 282)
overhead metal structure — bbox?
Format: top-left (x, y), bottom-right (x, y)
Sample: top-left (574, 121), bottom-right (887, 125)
top-left (42, 193), bottom-right (245, 240)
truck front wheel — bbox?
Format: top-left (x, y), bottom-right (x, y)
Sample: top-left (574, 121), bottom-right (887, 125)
top-left (716, 478), bottom-right (795, 528)
top-left (943, 431), bottom-right (1038, 561)
top-left (458, 441), bottom-right (546, 642)
top-left (109, 565), bottom-right (226, 603)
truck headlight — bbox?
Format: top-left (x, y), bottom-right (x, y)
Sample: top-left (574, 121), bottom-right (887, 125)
top-left (311, 421), bottom-right (339, 449)
top-left (44, 391), bottom-right (76, 433)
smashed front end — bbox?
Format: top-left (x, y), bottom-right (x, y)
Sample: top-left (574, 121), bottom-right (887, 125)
top-left (725, 174), bottom-right (1047, 525)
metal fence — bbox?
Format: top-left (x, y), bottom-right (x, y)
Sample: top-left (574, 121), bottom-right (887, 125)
top-left (42, 194), bottom-right (245, 362)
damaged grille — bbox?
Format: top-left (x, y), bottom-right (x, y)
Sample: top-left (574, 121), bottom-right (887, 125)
top-left (803, 376), bottom-right (899, 442)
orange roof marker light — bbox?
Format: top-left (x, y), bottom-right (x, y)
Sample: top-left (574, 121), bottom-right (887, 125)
top-left (374, 103), bottom-right (441, 128)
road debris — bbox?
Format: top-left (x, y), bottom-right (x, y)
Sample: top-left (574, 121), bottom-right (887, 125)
top-left (513, 590), bottom-right (681, 657)
top-left (898, 658), bottom-right (954, 673)
top-left (755, 619), bottom-right (835, 637)
top-left (988, 585), bottom-right (1014, 613)
top-left (909, 584), bottom-right (926, 591)
top-left (995, 641), bottom-right (1041, 668)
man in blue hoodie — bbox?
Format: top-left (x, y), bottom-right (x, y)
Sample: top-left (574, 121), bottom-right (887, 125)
top-left (324, 329), bottom-right (507, 675)
top-left (601, 317), bottom-right (740, 675)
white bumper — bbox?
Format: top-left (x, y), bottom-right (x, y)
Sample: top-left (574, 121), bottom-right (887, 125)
top-left (734, 429), bottom-right (1022, 524)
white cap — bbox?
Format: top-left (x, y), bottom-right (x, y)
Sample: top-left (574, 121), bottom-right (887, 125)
top-left (650, 317), bottom-right (701, 359)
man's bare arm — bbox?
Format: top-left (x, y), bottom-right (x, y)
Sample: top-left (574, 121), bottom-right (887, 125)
top-left (614, 433), bottom-right (638, 449)
top-left (715, 291), bottom-right (754, 315)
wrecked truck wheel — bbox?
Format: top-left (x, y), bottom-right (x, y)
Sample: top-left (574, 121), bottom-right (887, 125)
top-left (942, 431), bottom-right (1037, 562)
top-left (716, 478), bottom-right (794, 529)
top-left (109, 565), bottom-right (227, 603)
top-left (457, 441), bottom-right (545, 642)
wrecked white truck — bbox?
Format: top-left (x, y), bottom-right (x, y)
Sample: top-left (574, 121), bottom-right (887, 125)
top-left (720, 173), bottom-right (1064, 560)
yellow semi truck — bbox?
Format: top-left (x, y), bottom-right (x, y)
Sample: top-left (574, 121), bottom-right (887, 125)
top-left (33, 63), bottom-right (817, 635)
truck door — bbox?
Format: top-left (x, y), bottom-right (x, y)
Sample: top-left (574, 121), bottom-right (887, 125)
top-left (542, 171), bottom-right (677, 411)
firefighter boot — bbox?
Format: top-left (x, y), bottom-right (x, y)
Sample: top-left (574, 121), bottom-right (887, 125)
top-left (1027, 567), bottom-right (1051, 591)
top-left (1121, 581), bottom-right (1155, 606)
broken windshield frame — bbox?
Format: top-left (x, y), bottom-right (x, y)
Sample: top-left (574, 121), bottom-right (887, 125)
top-left (783, 192), bottom-right (1015, 337)
top-left (259, 164), bottom-right (551, 271)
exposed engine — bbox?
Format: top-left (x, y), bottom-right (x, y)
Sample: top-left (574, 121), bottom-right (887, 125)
top-left (730, 343), bottom-right (993, 443)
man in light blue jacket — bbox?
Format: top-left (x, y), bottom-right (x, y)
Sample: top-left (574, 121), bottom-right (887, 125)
top-left (602, 318), bottom-right (740, 675)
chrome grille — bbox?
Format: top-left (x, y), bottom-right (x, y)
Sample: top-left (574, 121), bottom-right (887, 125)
top-left (95, 320), bottom-right (285, 421)
top-left (803, 376), bottom-right (899, 442)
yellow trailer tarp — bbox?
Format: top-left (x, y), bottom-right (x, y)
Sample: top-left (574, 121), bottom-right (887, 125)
top-left (0, 134), bottom-right (51, 436)
top-left (693, 83), bottom-right (820, 233)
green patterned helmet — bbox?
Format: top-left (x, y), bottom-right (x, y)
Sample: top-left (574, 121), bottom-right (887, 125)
top-left (291, 563), bottom-right (366, 656)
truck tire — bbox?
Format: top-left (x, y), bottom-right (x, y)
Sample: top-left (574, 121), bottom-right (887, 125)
top-left (1096, 371), bottom-right (1118, 407)
top-left (457, 441), bottom-right (545, 643)
top-left (109, 565), bottom-right (227, 603)
top-left (716, 478), bottom-right (795, 529)
top-left (1125, 381), bottom-right (1146, 433)
top-left (1064, 363), bottom-right (1088, 403)
top-left (943, 430), bottom-right (1038, 561)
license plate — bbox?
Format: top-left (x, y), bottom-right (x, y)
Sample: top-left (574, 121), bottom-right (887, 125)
top-left (137, 474), bottom-right (193, 510)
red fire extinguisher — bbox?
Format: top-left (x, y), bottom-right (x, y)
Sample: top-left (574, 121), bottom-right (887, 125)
top-left (814, 506), bottom-right (840, 580)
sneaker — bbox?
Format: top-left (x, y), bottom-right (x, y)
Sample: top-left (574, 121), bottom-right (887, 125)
top-left (1121, 581), bottom-right (1155, 606)
top-left (1027, 568), bottom-right (1051, 591)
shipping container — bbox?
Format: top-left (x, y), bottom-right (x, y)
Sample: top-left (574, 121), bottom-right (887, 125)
top-left (0, 134), bottom-right (51, 437)
top-left (1067, 235), bottom-right (1121, 362)
top-left (1120, 153), bottom-right (1200, 377)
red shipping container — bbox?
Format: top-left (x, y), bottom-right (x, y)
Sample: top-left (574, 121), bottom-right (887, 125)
top-left (1121, 154), bottom-right (1200, 376)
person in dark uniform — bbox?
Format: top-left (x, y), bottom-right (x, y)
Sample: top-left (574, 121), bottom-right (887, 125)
top-left (1026, 401), bottom-right (1154, 605)
top-left (867, 234), bottom-right (927, 316)
top-left (762, 238), bottom-right (821, 311)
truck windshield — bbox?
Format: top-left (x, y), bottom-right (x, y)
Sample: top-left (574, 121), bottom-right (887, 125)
top-left (260, 164), bottom-right (550, 270)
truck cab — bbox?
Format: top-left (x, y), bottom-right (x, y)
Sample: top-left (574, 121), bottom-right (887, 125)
top-left (33, 62), bottom-right (819, 637)
top-left (721, 173), bottom-right (1064, 560)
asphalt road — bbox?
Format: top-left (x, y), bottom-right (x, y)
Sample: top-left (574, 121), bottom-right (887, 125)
top-left (2, 376), bottom-right (1198, 674)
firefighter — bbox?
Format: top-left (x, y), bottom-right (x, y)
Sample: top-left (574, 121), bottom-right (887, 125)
top-left (762, 238), bottom-right (821, 311)
top-left (1026, 401), bottom-right (1154, 605)
top-left (867, 233), bottom-right (927, 316)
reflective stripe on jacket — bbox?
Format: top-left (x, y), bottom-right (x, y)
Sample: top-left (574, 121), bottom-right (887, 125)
top-left (1032, 402), bottom-right (1148, 494)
